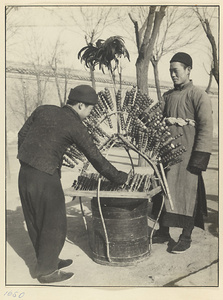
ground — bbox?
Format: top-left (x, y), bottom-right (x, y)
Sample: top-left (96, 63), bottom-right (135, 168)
top-left (5, 138), bottom-right (218, 287)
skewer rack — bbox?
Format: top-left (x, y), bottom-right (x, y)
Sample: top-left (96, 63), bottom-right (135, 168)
top-left (62, 87), bottom-right (186, 265)
top-left (64, 133), bottom-right (169, 205)
top-left (64, 186), bottom-right (162, 199)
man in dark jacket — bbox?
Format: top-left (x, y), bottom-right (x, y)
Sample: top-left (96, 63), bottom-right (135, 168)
top-left (152, 52), bottom-right (213, 253)
top-left (18, 85), bottom-right (128, 283)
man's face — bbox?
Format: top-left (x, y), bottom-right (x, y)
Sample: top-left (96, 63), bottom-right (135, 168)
top-left (78, 104), bottom-right (94, 120)
top-left (169, 62), bottom-right (190, 86)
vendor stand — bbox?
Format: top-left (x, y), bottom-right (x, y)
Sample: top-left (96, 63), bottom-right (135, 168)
top-left (63, 86), bottom-right (185, 266)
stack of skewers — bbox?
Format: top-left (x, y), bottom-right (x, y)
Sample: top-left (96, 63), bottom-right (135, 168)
top-left (72, 169), bottom-right (158, 194)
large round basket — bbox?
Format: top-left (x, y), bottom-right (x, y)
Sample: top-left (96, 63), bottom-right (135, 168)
top-left (91, 197), bottom-right (149, 266)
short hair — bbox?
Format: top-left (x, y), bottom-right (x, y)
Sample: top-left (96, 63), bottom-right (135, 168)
top-left (179, 62), bottom-right (191, 70)
top-left (66, 100), bottom-right (90, 107)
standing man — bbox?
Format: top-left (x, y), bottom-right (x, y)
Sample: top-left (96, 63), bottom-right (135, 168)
top-left (17, 85), bottom-right (128, 283)
top-left (152, 52), bottom-right (213, 253)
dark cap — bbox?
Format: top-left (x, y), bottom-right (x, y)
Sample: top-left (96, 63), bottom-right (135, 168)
top-left (170, 52), bottom-right (193, 68)
top-left (67, 85), bottom-right (98, 105)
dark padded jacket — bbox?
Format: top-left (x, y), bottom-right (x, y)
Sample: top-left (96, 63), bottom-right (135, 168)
top-left (17, 104), bottom-right (127, 184)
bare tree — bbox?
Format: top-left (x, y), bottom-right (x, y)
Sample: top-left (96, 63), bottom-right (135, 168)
top-left (129, 6), bottom-right (167, 95)
top-left (44, 6), bottom-right (117, 90)
top-left (6, 6), bottom-right (22, 51)
top-left (8, 78), bottom-right (37, 124)
top-left (193, 7), bottom-right (219, 85)
top-left (24, 31), bottom-right (51, 107)
top-left (203, 59), bottom-right (214, 94)
top-left (6, 6), bottom-right (23, 177)
top-left (205, 67), bottom-right (213, 94)
top-left (48, 39), bottom-right (71, 107)
top-left (6, 6), bottom-right (19, 39)
top-left (69, 6), bottom-right (119, 89)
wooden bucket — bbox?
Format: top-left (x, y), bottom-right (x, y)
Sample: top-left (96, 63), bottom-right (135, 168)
top-left (91, 197), bottom-right (149, 266)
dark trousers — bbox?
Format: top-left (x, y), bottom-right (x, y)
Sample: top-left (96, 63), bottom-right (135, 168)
top-left (18, 163), bottom-right (67, 277)
top-left (152, 193), bottom-right (196, 238)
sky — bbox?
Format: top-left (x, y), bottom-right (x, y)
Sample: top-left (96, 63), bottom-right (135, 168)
top-left (6, 5), bottom-right (219, 89)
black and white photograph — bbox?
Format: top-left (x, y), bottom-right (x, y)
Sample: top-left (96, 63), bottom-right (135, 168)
top-left (3, 1), bottom-right (221, 297)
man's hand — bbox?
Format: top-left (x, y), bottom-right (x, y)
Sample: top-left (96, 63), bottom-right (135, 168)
top-left (117, 171), bottom-right (128, 185)
top-left (187, 165), bottom-right (201, 175)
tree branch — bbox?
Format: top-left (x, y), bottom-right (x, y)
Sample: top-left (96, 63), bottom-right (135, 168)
top-left (128, 13), bottom-right (140, 51)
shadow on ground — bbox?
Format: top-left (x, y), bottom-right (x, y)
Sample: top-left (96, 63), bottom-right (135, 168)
top-left (6, 200), bottom-right (95, 278)
top-left (204, 208), bottom-right (219, 238)
top-left (6, 207), bottom-right (37, 278)
top-left (206, 194), bottom-right (218, 202)
top-left (65, 199), bottom-right (94, 260)
top-left (6, 188), bottom-right (219, 281)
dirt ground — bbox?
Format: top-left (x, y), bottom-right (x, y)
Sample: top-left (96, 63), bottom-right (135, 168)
top-left (5, 138), bottom-right (218, 288)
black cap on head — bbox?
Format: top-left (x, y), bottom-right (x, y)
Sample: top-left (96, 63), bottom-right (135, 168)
top-left (67, 85), bottom-right (98, 105)
top-left (170, 52), bottom-right (193, 68)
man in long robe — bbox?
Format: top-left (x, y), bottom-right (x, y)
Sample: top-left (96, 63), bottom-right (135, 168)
top-left (152, 52), bottom-right (213, 253)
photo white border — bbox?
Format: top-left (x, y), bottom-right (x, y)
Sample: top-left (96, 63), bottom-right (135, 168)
top-left (1, 1), bottom-right (222, 299)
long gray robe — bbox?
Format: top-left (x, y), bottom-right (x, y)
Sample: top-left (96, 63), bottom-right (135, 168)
top-left (159, 81), bottom-right (213, 227)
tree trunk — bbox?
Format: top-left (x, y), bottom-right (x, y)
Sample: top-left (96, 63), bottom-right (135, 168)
top-left (151, 58), bottom-right (162, 102)
top-left (22, 81), bottom-right (29, 121)
top-left (194, 9), bottom-right (219, 85)
top-left (137, 57), bottom-right (150, 166)
top-left (134, 6), bottom-right (167, 95)
top-left (36, 75), bottom-right (42, 106)
top-left (54, 72), bottom-right (63, 107)
top-left (63, 72), bottom-right (68, 106)
top-left (205, 19), bottom-right (219, 85)
top-left (130, 6), bottom-right (167, 166)
top-left (90, 67), bottom-right (96, 90)
top-left (205, 69), bottom-right (213, 94)
top-left (136, 58), bottom-right (150, 94)
top-left (51, 59), bottom-right (64, 107)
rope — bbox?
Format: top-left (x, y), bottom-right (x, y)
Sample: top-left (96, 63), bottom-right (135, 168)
top-left (159, 161), bottom-right (174, 211)
top-left (124, 146), bottom-right (135, 175)
top-left (96, 140), bottom-right (117, 263)
top-left (78, 196), bottom-right (94, 252)
top-left (115, 134), bottom-right (171, 255)
top-left (78, 133), bottom-right (169, 261)
top-left (79, 196), bottom-right (88, 231)
top-left (149, 194), bottom-right (165, 253)
top-left (165, 117), bottom-right (196, 127)
top-left (97, 176), bottom-right (111, 262)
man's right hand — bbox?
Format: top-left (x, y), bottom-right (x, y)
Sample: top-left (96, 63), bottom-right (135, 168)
top-left (116, 171), bottom-right (128, 185)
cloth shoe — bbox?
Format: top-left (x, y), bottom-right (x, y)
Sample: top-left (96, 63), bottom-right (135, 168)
top-left (58, 259), bottom-right (73, 270)
top-left (171, 235), bottom-right (192, 254)
top-left (152, 229), bottom-right (171, 244)
top-left (38, 269), bottom-right (74, 284)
